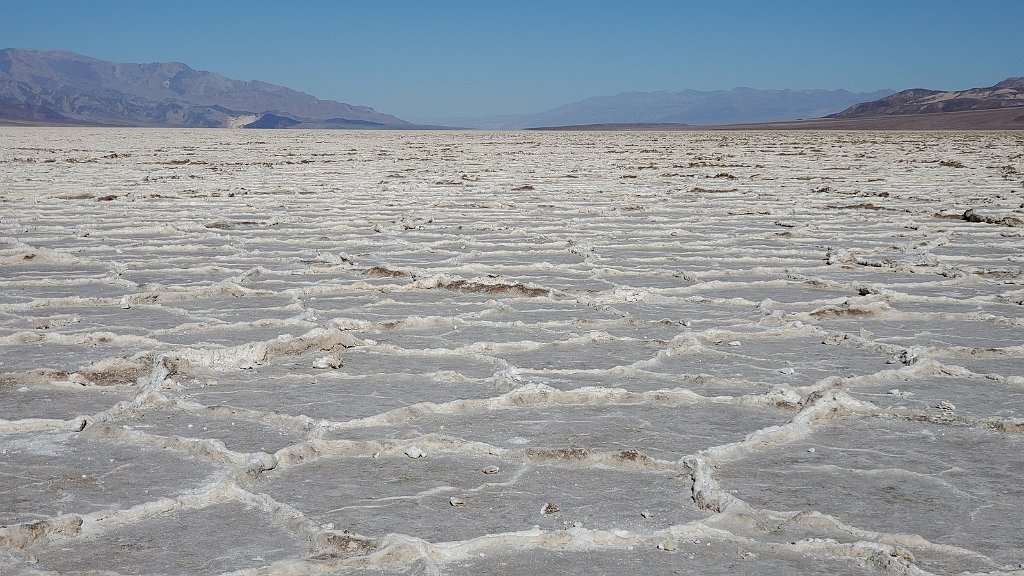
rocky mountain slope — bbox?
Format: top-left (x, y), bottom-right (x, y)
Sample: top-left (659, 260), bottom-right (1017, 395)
top-left (829, 77), bottom-right (1024, 118)
top-left (0, 48), bottom-right (410, 128)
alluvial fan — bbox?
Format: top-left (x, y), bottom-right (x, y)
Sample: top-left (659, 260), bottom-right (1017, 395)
top-left (1, 128), bottom-right (1022, 575)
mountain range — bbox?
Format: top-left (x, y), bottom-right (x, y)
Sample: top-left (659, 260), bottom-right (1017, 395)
top-left (1, 49), bottom-right (1021, 130)
top-left (533, 78), bottom-right (1024, 130)
top-left (828, 77), bottom-right (1024, 118)
top-left (0, 48), bottom-right (410, 128)
top-left (439, 87), bottom-right (896, 129)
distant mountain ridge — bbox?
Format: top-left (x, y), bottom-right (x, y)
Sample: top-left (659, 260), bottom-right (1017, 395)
top-left (440, 87), bottom-right (896, 129)
top-left (0, 48), bottom-right (410, 128)
top-left (5, 48), bottom-right (1019, 131)
top-left (829, 77), bottom-right (1024, 118)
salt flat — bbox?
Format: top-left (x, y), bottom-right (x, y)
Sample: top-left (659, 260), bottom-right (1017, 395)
top-left (1, 128), bottom-right (1022, 575)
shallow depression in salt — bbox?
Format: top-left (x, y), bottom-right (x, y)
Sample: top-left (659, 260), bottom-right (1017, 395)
top-left (1, 128), bottom-right (1022, 575)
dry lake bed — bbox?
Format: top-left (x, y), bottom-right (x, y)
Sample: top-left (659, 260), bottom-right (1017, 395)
top-left (1, 128), bottom-right (1022, 575)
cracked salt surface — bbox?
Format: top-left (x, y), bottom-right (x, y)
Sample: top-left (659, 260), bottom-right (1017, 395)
top-left (1, 128), bottom-right (1023, 575)
top-left (718, 417), bottom-right (1024, 572)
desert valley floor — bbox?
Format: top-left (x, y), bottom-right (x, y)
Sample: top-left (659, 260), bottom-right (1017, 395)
top-left (1, 128), bottom-right (1022, 575)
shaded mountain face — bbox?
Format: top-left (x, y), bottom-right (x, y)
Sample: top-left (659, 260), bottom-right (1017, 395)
top-left (829, 77), bottom-right (1024, 118)
top-left (0, 48), bottom-right (409, 127)
top-left (440, 88), bottom-right (895, 129)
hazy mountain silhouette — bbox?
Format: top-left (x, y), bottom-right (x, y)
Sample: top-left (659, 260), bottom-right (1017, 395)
top-left (439, 87), bottom-right (896, 129)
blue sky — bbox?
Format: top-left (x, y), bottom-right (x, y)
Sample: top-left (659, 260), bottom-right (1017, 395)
top-left (2, 1), bottom-right (1021, 122)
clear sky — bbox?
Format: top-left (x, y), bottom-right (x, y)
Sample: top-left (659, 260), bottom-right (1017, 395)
top-left (2, 0), bottom-right (1021, 123)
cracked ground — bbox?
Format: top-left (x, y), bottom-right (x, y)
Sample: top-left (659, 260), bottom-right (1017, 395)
top-left (1, 128), bottom-right (1022, 575)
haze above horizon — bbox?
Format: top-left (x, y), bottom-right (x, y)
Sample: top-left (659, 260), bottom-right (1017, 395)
top-left (4, 0), bottom-right (1020, 123)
